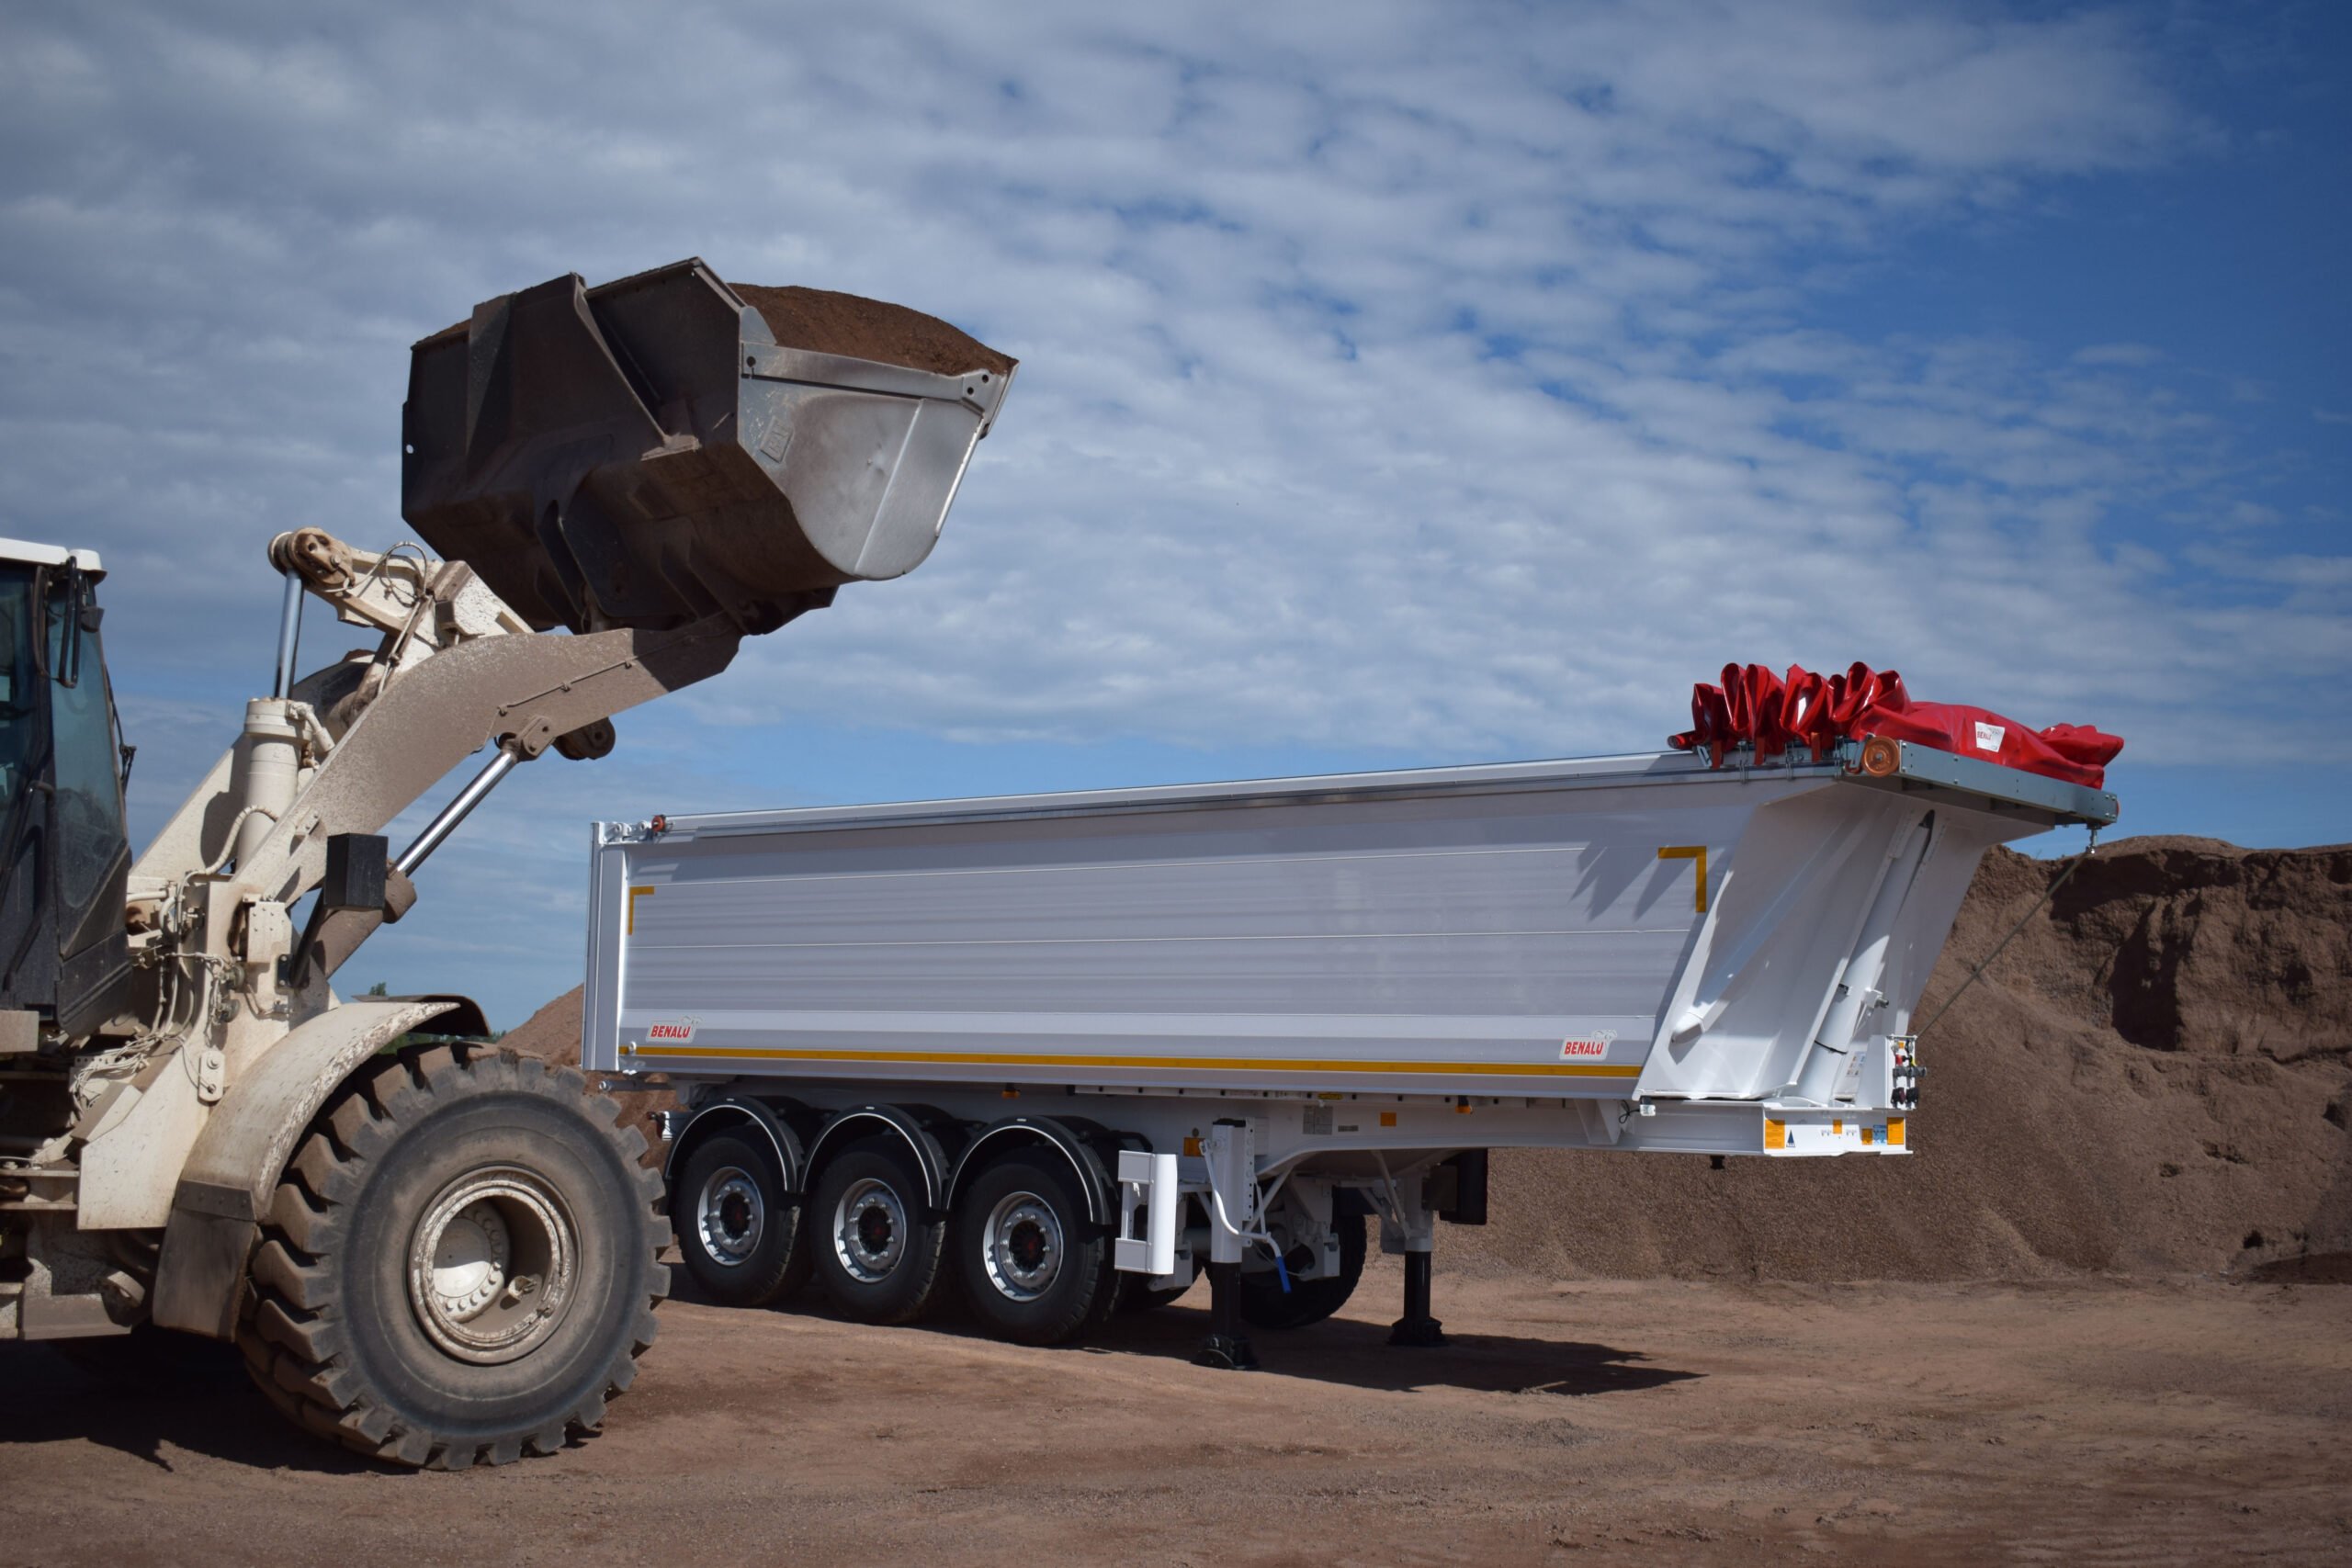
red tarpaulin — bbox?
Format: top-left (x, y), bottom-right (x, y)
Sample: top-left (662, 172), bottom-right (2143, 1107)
top-left (1668, 661), bottom-right (2123, 788)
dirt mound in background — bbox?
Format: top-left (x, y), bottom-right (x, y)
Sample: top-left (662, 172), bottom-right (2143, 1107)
top-left (1449, 835), bottom-right (2352, 1283)
top-left (729, 283), bottom-right (1014, 378)
top-left (499, 987), bottom-right (673, 1170)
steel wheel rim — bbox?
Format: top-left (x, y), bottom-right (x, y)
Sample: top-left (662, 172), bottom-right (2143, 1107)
top-left (981, 1189), bottom-right (1063, 1303)
top-left (407, 1165), bottom-right (578, 1365)
top-left (831, 1176), bottom-right (908, 1283)
top-left (696, 1166), bottom-right (765, 1266)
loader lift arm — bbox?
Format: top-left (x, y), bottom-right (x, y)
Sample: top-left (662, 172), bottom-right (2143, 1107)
top-left (6, 259), bottom-right (1013, 1471)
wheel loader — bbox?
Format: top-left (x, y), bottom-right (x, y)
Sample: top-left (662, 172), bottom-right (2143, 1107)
top-left (0, 258), bottom-right (1013, 1467)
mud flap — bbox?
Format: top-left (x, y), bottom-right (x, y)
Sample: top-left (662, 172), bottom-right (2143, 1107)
top-left (152, 1201), bottom-right (259, 1339)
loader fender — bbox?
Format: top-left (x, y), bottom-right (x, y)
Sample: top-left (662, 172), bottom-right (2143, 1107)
top-left (802, 1105), bottom-right (954, 1218)
top-left (664, 1095), bottom-right (804, 1193)
top-left (948, 1115), bottom-right (1115, 1229)
top-left (151, 998), bottom-right (460, 1338)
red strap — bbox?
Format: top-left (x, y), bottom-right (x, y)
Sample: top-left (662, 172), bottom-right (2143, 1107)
top-left (1666, 661), bottom-right (2120, 786)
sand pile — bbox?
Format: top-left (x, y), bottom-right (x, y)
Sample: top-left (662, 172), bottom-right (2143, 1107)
top-left (1449, 835), bottom-right (2352, 1283)
top-left (504, 835), bottom-right (2349, 1281)
top-left (729, 283), bottom-right (1013, 379)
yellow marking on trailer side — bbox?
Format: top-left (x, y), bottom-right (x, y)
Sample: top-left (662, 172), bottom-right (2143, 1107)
top-left (1765, 1119), bottom-right (1786, 1150)
top-left (627, 885), bottom-right (656, 934)
top-left (1658, 845), bottom-right (1709, 911)
top-left (1888, 1118), bottom-right (1905, 1146)
top-left (622, 1043), bottom-right (1643, 1078)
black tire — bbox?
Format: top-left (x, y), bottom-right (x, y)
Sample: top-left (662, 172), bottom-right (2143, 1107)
top-left (673, 1130), bottom-right (807, 1308)
top-left (1117, 1258), bottom-right (1202, 1313)
top-left (53, 1322), bottom-right (246, 1391)
top-left (955, 1152), bottom-right (1118, 1347)
top-left (808, 1138), bottom-right (947, 1325)
top-left (237, 1043), bottom-right (669, 1470)
top-left (1239, 1211), bottom-right (1366, 1330)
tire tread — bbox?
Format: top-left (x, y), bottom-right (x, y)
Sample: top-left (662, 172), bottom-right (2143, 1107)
top-left (233, 1043), bottom-right (667, 1469)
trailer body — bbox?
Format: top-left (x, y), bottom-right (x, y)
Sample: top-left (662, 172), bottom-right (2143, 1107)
top-left (595, 742), bottom-right (2114, 1344)
top-left (594, 744), bottom-right (2105, 1136)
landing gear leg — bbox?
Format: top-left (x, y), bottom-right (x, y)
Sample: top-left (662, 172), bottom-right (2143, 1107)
top-left (1194, 1263), bottom-right (1261, 1370)
top-left (1390, 1248), bottom-right (1446, 1347)
top-left (1382, 1163), bottom-right (1447, 1347)
top-left (1193, 1121), bottom-right (1261, 1370)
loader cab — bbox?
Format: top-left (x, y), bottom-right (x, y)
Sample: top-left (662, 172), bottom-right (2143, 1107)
top-left (0, 541), bottom-right (132, 1043)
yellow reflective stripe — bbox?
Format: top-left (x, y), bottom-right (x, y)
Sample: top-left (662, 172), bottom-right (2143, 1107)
top-left (623, 1043), bottom-right (1639, 1077)
top-left (1658, 845), bottom-right (1709, 912)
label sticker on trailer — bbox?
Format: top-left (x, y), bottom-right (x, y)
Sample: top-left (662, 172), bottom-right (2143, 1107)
top-left (647, 1019), bottom-right (698, 1043)
top-left (1561, 1031), bottom-right (1618, 1058)
top-left (1768, 1117), bottom-right (1907, 1152)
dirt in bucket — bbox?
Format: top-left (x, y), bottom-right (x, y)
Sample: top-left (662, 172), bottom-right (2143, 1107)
top-left (729, 282), bottom-right (1014, 379)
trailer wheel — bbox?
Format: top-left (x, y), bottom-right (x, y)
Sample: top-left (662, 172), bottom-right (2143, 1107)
top-left (1238, 1212), bottom-right (1366, 1330)
top-left (673, 1130), bottom-right (808, 1308)
top-left (1116, 1262), bottom-right (1201, 1314)
top-left (236, 1044), bottom-right (668, 1470)
top-left (808, 1138), bottom-right (947, 1325)
top-left (955, 1152), bottom-right (1118, 1346)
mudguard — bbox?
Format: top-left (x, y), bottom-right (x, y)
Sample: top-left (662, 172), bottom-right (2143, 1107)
top-left (664, 1094), bottom-right (804, 1192)
top-left (151, 998), bottom-right (458, 1338)
top-left (948, 1114), bottom-right (1117, 1227)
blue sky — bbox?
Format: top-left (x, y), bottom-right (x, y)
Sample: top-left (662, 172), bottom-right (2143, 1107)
top-left (2, 0), bottom-right (2344, 1029)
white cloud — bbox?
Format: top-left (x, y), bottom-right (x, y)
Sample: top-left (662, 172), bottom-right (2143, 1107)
top-left (0, 1), bottom-right (2342, 1020)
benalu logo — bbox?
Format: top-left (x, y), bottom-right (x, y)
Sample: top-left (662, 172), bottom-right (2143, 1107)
top-left (1561, 1031), bottom-right (1618, 1059)
top-left (647, 1017), bottom-right (699, 1043)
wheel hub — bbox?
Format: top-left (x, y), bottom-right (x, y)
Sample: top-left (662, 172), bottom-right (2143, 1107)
top-left (981, 1190), bottom-right (1063, 1303)
top-left (832, 1178), bottom-right (909, 1282)
top-left (407, 1166), bottom-right (578, 1365)
top-left (696, 1167), bottom-right (766, 1265)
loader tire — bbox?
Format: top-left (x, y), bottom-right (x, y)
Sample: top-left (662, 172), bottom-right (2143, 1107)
top-left (236, 1043), bottom-right (669, 1470)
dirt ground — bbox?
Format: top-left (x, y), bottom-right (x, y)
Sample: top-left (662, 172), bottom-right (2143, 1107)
top-left (3, 1259), bottom-right (2344, 1567)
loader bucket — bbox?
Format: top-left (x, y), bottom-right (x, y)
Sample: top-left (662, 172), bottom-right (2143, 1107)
top-left (401, 259), bottom-right (1015, 634)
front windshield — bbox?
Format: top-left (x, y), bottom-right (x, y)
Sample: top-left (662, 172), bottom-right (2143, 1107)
top-left (0, 562), bottom-right (129, 914)
top-left (48, 575), bottom-right (126, 912)
top-left (0, 568), bottom-right (36, 815)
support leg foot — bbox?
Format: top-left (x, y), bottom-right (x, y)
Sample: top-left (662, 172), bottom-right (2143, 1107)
top-left (1389, 1248), bottom-right (1447, 1347)
top-left (1193, 1260), bottom-right (1260, 1370)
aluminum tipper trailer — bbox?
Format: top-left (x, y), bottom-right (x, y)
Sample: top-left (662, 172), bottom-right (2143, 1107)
top-left (588, 743), bottom-right (2115, 1365)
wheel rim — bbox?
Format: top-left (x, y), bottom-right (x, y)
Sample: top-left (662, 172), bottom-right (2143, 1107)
top-left (980, 1189), bottom-right (1063, 1303)
top-left (831, 1176), bottom-right (908, 1283)
top-left (695, 1166), bottom-right (765, 1266)
top-left (407, 1166), bottom-right (578, 1365)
